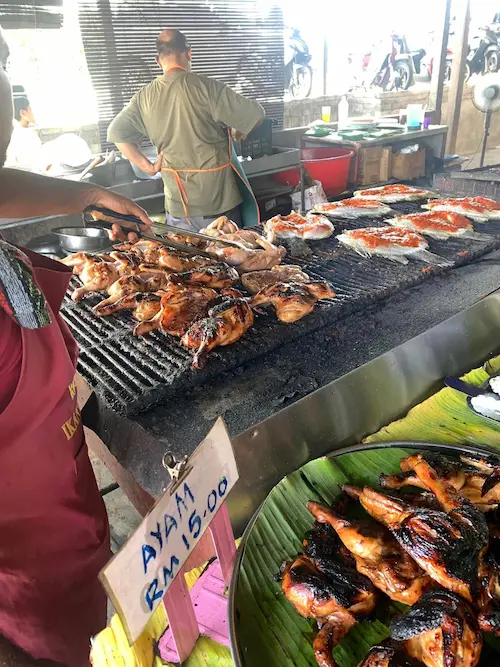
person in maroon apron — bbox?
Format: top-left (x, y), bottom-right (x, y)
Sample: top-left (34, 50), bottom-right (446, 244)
top-left (0, 30), bottom-right (152, 667)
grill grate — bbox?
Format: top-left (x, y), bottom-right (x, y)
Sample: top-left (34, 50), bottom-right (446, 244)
top-left (61, 200), bottom-right (500, 415)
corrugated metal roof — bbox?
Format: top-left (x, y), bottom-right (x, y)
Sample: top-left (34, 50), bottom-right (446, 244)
top-left (0, 0), bottom-right (63, 29)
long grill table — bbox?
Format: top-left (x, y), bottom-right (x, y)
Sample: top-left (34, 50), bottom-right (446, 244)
top-left (61, 200), bottom-right (500, 416)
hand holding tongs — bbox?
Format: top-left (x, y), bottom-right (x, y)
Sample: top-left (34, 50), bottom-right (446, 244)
top-left (83, 205), bottom-right (244, 255)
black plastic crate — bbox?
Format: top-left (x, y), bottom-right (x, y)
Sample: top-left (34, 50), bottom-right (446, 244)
top-left (238, 118), bottom-right (273, 159)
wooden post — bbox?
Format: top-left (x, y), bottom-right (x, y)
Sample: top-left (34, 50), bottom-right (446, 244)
top-left (445, 0), bottom-right (470, 154)
top-left (429, 0), bottom-right (452, 123)
top-left (323, 35), bottom-right (328, 97)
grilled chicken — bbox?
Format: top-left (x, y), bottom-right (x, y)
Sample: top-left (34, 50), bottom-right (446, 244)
top-left (181, 297), bottom-right (254, 368)
top-left (250, 282), bottom-right (336, 323)
top-left (281, 554), bottom-right (376, 667)
top-left (92, 274), bottom-right (168, 315)
top-left (390, 590), bottom-right (482, 667)
top-left (380, 452), bottom-right (500, 512)
top-left (357, 646), bottom-right (417, 667)
top-left (168, 264), bottom-right (239, 289)
top-left (344, 478), bottom-right (488, 602)
top-left (69, 256), bottom-right (119, 302)
top-left (134, 286), bottom-right (218, 337)
top-left (207, 238), bottom-right (286, 273)
top-left (201, 216), bottom-right (239, 235)
top-left (307, 501), bottom-right (433, 605)
top-left (241, 265), bottom-right (310, 294)
top-left (477, 546), bottom-right (500, 635)
top-left (93, 291), bottom-right (164, 320)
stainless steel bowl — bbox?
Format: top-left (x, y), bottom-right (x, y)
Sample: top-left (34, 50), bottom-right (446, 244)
top-left (53, 226), bottom-right (111, 253)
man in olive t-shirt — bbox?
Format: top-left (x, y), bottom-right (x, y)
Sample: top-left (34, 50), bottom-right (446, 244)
top-left (107, 29), bottom-right (265, 230)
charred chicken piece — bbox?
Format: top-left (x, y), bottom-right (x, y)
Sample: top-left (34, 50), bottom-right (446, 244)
top-left (241, 265), bottom-right (310, 294)
top-left (303, 521), bottom-right (356, 569)
top-left (168, 264), bottom-right (239, 289)
top-left (207, 241), bottom-right (286, 273)
top-left (357, 645), bottom-right (417, 667)
top-left (344, 481), bottom-right (488, 602)
top-left (201, 215), bottom-right (239, 235)
top-left (307, 501), bottom-right (433, 605)
top-left (181, 298), bottom-right (254, 368)
top-left (250, 282), bottom-right (336, 323)
top-left (157, 250), bottom-right (217, 272)
top-left (281, 554), bottom-right (376, 667)
top-left (69, 256), bottom-right (119, 302)
top-left (380, 452), bottom-right (500, 512)
top-left (133, 286), bottom-right (217, 337)
top-left (92, 274), bottom-right (168, 315)
top-left (108, 250), bottom-right (144, 275)
top-left (390, 590), bottom-right (482, 667)
top-left (93, 291), bottom-right (164, 320)
top-left (314, 612), bottom-right (357, 667)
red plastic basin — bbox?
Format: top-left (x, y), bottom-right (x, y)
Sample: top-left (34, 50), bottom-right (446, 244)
top-left (273, 147), bottom-right (354, 196)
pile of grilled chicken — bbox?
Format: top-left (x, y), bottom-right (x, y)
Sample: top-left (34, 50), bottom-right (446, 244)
top-left (62, 217), bottom-right (335, 368)
top-left (280, 451), bottom-right (500, 667)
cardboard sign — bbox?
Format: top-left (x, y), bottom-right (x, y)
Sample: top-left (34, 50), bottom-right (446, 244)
top-left (100, 418), bottom-right (239, 643)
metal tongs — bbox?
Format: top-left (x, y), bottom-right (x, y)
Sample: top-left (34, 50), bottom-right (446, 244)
top-left (83, 206), bottom-right (244, 257)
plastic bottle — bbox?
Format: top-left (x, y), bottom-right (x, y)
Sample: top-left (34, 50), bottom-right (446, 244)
top-left (338, 96), bottom-right (349, 129)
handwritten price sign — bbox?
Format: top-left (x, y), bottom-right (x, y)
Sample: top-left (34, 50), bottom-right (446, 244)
top-left (100, 418), bottom-right (239, 642)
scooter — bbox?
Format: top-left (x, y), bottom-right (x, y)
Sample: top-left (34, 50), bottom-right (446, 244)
top-left (467, 26), bottom-right (500, 78)
top-left (350, 33), bottom-right (415, 91)
top-left (284, 28), bottom-right (313, 99)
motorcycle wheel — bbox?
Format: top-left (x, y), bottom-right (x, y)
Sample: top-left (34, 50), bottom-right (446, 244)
top-left (464, 62), bottom-right (471, 81)
top-left (486, 51), bottom-right (500, 73)
top-left (444, 61), bottom-right (452, 83)
top-left (290, 65), bottom-right (313, 99)
top-left (395, 60), bottom-right (413, 90)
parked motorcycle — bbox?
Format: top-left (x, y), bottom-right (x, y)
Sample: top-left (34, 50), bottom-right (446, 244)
top-left (349, 33), bottom-right (415, 91)
top-left (466, 26), bottom-right (500, 78)
top-left (284, 27), bottom-right (313, 99)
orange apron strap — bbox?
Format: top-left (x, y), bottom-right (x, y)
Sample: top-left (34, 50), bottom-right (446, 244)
top-left (161, 130), bottom-right (236, 224)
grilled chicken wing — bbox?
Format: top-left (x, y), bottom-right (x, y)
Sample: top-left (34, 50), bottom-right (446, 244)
top-left (69, 256), bottom-right (119, 302)
top-left (250, 282), bottom-right (336, 323)
top-left (133, 286), bottom-right (217, 337)
top-left (307, 501), bottom-right (433, 605)
top-left (207, 240), bottom-right (286, 273)
top-left (241, 265), bottom-right (310, 294)
top-left (344, 480), bottom-right (488, 602)
top-left (92, 274), bottom-right (167, 315)
top-left (281, 554), bottom-right (376, 667)
top-left (168, 264), bottom-right (239, 289)
top-left (357, 646), bottom-right (417, 667)
top-left (93, 291), bottom-right (164, 320)
top-left (181, 297), bottom-right (254, 368)
top-left (380, 452), bottom-right (500, 512)
top-left (201, 216), bottom-right (239, 235)
top-left (390, 590), bottom-right (482, 667)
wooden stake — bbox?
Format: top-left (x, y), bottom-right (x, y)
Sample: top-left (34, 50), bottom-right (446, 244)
top-left (446, 0), bottom-right (471, 154)
top-left (429, 0), bottom-right (452, 123)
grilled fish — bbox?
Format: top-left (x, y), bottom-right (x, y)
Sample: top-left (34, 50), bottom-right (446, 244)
top-left (313, 199), bottom-right (393, 219)
top-left (353, 184), bottom-right (438, 202)
top-left (390, 590), bottom-right (482, 667)
top-left (264, 211), bottom-right (334, 240)
top-left (336, 227), bottom-right (450, 265)
top-left (387, 211), bottom-right (487, 241)
top-left (424, 196), bottom-right (500, 222)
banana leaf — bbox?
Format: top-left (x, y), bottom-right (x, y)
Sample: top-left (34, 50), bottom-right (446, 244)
top-left (230, 444), bottom-right (495, 667)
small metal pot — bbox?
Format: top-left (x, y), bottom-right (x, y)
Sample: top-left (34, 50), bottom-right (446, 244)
top-left (53, 226), bottom-right (111, 253)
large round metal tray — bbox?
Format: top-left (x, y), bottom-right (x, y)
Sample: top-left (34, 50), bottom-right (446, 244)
top-left (228, 440), bottom-right (497, 667)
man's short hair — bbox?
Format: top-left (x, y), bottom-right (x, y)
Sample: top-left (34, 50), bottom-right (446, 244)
top-left (156, 30), bottom-right (190, 58)
top-left (13, 96), bottom-right (29, 122)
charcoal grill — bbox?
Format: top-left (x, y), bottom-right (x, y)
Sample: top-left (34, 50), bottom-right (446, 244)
top-left (61, 199), bottom-right (500, 416)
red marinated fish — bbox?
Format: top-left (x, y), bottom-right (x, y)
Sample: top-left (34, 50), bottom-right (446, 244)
top-left (337, 226), bottom-right (450, 265)
top-left (353, 184), bottom-right (438, 203)
top-left (424, 196), bottom-right (500, 222)
top-left (264, 211), bottom-right (334, 240)
top-left (388, 211), bottom-right (487, 241)
top-left (313, 198), bottom-right (392, 219)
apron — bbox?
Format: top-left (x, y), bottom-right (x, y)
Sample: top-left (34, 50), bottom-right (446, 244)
top-left (161, 66), bottom-right (260, 228)
top-left (0, 250), bottom-right (110, 666)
